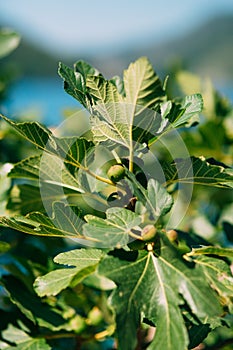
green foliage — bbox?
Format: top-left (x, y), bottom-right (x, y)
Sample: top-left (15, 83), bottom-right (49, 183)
top-left (0, 28), bottom-right (20, 104)
top-left (34, 249), bottom-right (103, 296)
top-left (99, 238), bottom-right (225, 350)
top-left (0, 29), bottom-right (20, 60)
top-left (162, 156), bottom-right (233, 188)
top-left (0, 56), bottom-right (232, 349)
top-left (2, 323), bottom-right (51, 350)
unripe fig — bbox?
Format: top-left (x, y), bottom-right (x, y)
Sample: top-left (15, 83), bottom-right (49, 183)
top-left (166, 229), bottom-right (178, 243)
top-left (107, 164), bottom-right (125, 182)
top-left (141, 225), bottom-right (157, 242)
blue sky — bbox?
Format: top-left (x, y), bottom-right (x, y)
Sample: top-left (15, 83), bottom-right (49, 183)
top-left (0, 0), bottom-right (233, 55)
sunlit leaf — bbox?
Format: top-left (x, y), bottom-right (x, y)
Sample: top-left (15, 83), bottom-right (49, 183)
top-left (194, 255), bottom-right (233, 301)
top-left (83, 207), bottom-right (142, 248)
top-left (124, 56), bottom-right (165, 110)
top-left (2, 325), bottom-right (51, 350)
top-left (126, 172), bottom-right (173, 220)
top-left (54, 247), bottom-right (103, 266)
top-left (163, 156), bottom-right (233, 188)
top-left (0, 202), bottom-right (83, 237)
top-left (0, 116), bottom-right (94, 172)
top-left (189, 246), bottom-right (233, 258)
top-left (88, 58), bottom-right (166, 153)
top-left (2, 324), bottom-right (31, 344)
top-left (9, 155), bottom-right (82, 192)
top-left (3, 339), bottom-right (51, 350)
top-left (34, 248), bottom-right (103, 296)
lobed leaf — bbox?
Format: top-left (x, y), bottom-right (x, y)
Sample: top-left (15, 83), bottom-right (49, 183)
top-left (194, 255), bottom-right (233, 302)
top-left (58, 62), bottom-right (90, 109)
top-left (171, 94), bottom-right (203, 128)
top-left (74, 60), bottom-right (100, 82)
top-left (54, 247), bottom-right (103, 266)
top-left (126, 172), bottom-right (173, 221)
top-left (0, 202), bottom-right (83, 237)
top-left (83, 207), bottom-right (142, 248)
top-left (2, 324), bottom-right (51, 349)
top-left (2, 275), bottom-right (67, 330)
top-left (87, 59), bottom-right (166, 152)
top-left (124, 56), bottom-right (165, 110)
top-left (141, 178), bottom-right (173, 218)
top-left (99, 235), bottom-right (223, 350)
top-left (34, 248), bottom-right (103, 296)
top-left (2, 324), bottom-right (33, 345)
top-left (86, 76), bottom-right (132, 148)
top-left (0, 116), bottom-right (94, 172)
top-left (9, 155), bottom-right (82, 192)
top-left (110, 75), bottom-right (125, 95)
top-left (163, 156), bottom-right (233, 188)
top-left (33, 266), bottom-right (94, 297)
top-left (0, 115), bottom-right (54, 150)
top-left (55, 136), bottom-right (94, 172)
top-left (189, 246), bottom-right (233, 258)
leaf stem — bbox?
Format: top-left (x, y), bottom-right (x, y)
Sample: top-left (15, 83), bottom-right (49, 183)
top-left (148, 125), bottom-right (173, 147)
top-left (42, 325), bottom-right (115, 342)
top-left (84, 167), bottom-right (116, 186)
top-left (82, 166), bottom-right (125, 190)
top-left (111, 149), bottom-right (122, 164)
top-left (128, 230), bottom-right (143, 240)
top-left (129, 147), bottom-right (134, 172)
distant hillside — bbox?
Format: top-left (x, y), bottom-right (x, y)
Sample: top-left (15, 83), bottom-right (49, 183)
top-left (2, 14), bottom-right (233, 84)
top-left (1, 38), bottom-right (61, 76)
top-left (147, 14), bottom-right (233, 82)
top-left (93, 14), bottom-right (233, 84)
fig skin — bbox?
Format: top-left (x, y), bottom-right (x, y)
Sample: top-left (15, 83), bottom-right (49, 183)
top-left (166, 230), bottom-right (178, 242)
top-left (107, 164), bottom-right (125, 182)
top-left (141, 225), bottom-right (158, 242)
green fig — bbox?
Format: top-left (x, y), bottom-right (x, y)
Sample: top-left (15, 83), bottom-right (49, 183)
top-left (107, 164), bottom-right (125, 182)
top-left (166, 229), bottom-right (178, 243)
top-left (141, 225), bottom-right (157, 242)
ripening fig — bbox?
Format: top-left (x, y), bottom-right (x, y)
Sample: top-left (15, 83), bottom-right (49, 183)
top-left (141, 225), bottom-right (157, 242)
top-left (107, 164), bottom-right (125, 183)
top-left (166, 229), bottom-right (178, 243)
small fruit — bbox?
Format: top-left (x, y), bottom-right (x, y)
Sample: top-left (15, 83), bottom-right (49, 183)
top-left (141, 225), bottom-right (157, 242)
top-left (166, 230), bottom-right (178, 243)
top-left (107, 164), bottom-right (125, 182)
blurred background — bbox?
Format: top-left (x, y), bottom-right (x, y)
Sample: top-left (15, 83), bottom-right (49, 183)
top-left (0, 0), bottom-right (233, 125)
